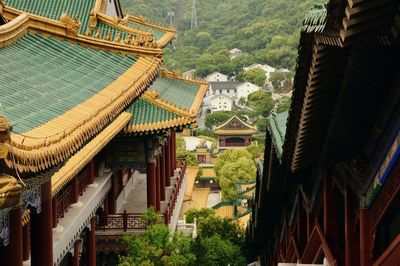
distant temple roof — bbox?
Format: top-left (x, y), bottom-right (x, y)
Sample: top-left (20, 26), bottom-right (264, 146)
top-left (214, 115), bottom-right (257, 136)
top-left (124, 70), bottom-right (208, 134)
top-left (3, 0), bottom-right (176, 47)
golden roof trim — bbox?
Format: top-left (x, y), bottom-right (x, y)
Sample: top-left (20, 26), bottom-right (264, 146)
top-left (97, 12), bottom-right (152, 36)
top-left (214, 129), bottom-right (257, 135)
top-left (127, 15), bottom-right (176, 33)
top-left (214, 115), bottom-right (257, 131)
top-left (5, 56), bottom-right (161, 173)
top-left (161, 68), bottom-right (207, 85)
top-left (0, 13), bottom-right (28, 48)
top-left (51, 112), bottom-right (132, 196)
top-left (3, 6), bottom-right (163, 56)
top-left (159, 69), bottom-right (208, 115)
top-left (142, 91), bottom-right (194, 118)
top-left (124, 116), bottom-right (194, 134)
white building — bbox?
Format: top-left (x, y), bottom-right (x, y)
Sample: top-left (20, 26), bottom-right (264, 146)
top-left (210, 94), bottom-right (234, 112)
top-left (229, 48), bottom-right (246, 59)
top-left (206, 71), bottom-right (228, 82)
top-left (236, 82), bottom-right (260, 103)
top-left (242, 63), bottom-right (277, 88)
top-left (207, 81), bottom-right (241, 97)
top-left (182, 69), bottom-right (196, 79)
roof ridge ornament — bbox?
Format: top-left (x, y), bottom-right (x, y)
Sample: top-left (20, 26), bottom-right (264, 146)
top-left (60, 13), bottom-right (81, 36)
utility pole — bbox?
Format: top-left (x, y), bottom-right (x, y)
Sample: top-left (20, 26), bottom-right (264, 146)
top-left (191, 0), bottom-right (198, 29)
top-left (167, 11), bottom-right (175, 27)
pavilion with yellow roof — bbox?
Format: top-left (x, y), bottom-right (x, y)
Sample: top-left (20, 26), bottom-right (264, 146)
top-left (214, 115), bottom-right (257, 152)
top-left (0, 1), bottom-right (206, 265)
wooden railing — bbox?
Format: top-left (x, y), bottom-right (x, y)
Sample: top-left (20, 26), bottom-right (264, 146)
top-left (55, 168), bottom-right (90, 221)
top-left (165, 160), bottom-right (187, 224)
top-left (97, 211), bottom-right (148, 232)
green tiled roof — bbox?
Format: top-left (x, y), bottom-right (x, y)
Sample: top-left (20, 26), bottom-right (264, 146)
top-left (126, 98), bottom-right (178, 126)
top-left (4, 0), bottom-right (95, 34)
top-left (90, 21), bottom-right (133, 41)
top-left (303, 4), bottom-right (327, 33)
top-left (0, 33), bottom-right (138, 133)
top-left (267, 111), bottom-right (289, 159)
top-left (149, 77), bottom-right (201, 110)
top-left (128, 20), bottom-right (165, 40)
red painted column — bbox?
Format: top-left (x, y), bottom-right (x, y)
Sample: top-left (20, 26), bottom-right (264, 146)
top-left (169, 134), bottom-right (174, 177)
top-left (3, 207), bottom-right (23, 266)
top-left (52, 197), bottom-right (58, 228)
top-left (31, 180), bottom-right (53, 266)
top-left (146, 160), bottom-right (157, 208)
top-left (88, 160), bottom-right (95, 184)
top-left (22, 223), bottom-right (30, 261)
top-left (160, 145), bottom-right (166, 201)
top-left (72, 175), bottom-right (79, 203)
top-left (345, 186), bottom-right (360, 266)
top-left (108, 174), bottom-right (117, 214)
top-left (102, 194), bottom-right (109, 226)
top-left (86, 217), bottom-right (96, 266)
top-left (165, 138), bottom-right (171, 187)
top-left (72, 240), bottom-right (80, 266)
top-left (156, 156), bottom-right (161, 211)
top-left (172, 131), bottom-right (177, 169)
top-left (360, 208), bottom-right (372, 266)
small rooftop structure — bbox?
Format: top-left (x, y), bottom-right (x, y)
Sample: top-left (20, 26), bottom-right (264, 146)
top-left (213, 115), bottom-right (257, 152)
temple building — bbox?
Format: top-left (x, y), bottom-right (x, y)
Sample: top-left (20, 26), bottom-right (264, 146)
top-left (0, 0), bottom-right (207, 265)
top-left (214, 115), bottom-right (257, 152)
top-left (248, 1), bottom-right (400, 266)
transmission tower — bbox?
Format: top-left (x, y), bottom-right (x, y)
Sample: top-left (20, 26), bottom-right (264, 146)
top-left (191, 0), bottom-right (198, 29)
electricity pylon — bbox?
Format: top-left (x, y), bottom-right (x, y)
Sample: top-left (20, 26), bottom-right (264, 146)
top-left (191, 0), bottom-right (198, 29)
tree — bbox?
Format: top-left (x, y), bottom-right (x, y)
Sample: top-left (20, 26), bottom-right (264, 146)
top-left (246, 90), bottom-right (275, 117)
top-left (245, 144), bottom-right (264, 160)
top-left (276, 96), bottom-right (291, 112)
top-left (269, 71), bottom-right (294, 92)
top-left (214, 149), bottom-right (256, 200)
top-left (176, 136), bottom-right (186, 152)
top-left (193, 235), bottom-right (246, 266)
top-left (237, 68), bottom-right (266, 87)
top-left (120, 208), bottom-right (196, 266)
top-left (238, 96), bottom-right (246, 106)
top-left (177, 150), bottom-right (199, 166)
top-left (205, 111), bottom-right (234, 129)
top-left (184, 207), bottom-right (215, 223)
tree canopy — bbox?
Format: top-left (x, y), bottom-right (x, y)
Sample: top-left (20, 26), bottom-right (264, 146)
top-left (237, 68), bottom-right (267, 87)
top-left (121, 0), bottom-right (324, 76)
top-left (214, 149), bottom-right (256, 200)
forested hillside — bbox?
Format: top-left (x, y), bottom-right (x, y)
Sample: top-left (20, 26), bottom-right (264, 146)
top-left (121, 0), bottom-right (323, 77)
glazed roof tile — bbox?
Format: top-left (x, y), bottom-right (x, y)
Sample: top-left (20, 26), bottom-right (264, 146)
top-left (4, 0), bottom-right (95, 34)
top-left (149, 76), bottom-right (203, 110)
top-left (0, 33), bottom-right (137, 133)
top-left (267, 111), bottom-right (288, 159)
top-left (127, 98), bottom-right (178, 125)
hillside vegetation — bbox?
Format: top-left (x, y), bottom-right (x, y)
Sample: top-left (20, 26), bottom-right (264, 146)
top-left (121, 0), bottom-right (323, 77)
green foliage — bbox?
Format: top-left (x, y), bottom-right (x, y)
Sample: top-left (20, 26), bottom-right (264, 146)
top-left (193, 235), bottom-right (246, 266)
top-left (176, 136), bottom-right (186, 152)
top-left (269, 71), bottom-right (294, 92)
top-left (184, 207), bottom-right (215, 223)
top-left (195, 167), bottom-right (203, 181)
top-left (214, 149), bottom-right (256, 200)
top-left (120, 223), bottom-right (196, 266)
top-left (120, 0), bottom-right (324, 75)
top-left (193, 128), bottom-right (214, 137)
top-left (246, 90), bottom-right (275, 118)
top-left (177, 150), bottom-right (199, 166)
top-left (197, 215), bottom-right (245, 246)
top-left (245, 144), bottom-right (264, 160)
top-left (140, 207), bottom-right (163, 226)
top-left (276, 96), bottom-right (291, 112)
top-left (237, 68), bottom-right (266, 87)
